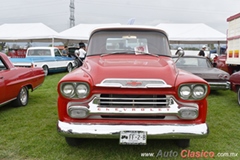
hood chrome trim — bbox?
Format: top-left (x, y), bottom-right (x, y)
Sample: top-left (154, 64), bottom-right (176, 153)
top-left (96, 78), bottom-right (172, 88)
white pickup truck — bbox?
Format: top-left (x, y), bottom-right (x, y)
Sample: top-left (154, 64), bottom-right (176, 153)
top-left (10, 47), bottom-right (75, 76)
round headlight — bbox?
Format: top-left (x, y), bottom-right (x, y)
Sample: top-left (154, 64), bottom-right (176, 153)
top-left (192, 85), bottom-right (205, 99)
top-left (179, 86), bottom-right (191, 99)
top-left (62, 84), bottom-right (75, 97)
top-left (218, 74), bottom-right (230, 80)
top-left (76, 84), bottom-right (89, 98)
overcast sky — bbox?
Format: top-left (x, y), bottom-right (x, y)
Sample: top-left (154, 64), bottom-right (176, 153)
top-left (1, 0), bottom-right (240, 34)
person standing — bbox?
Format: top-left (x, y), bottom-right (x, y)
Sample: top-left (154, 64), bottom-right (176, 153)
top-left (79, 42), bottom-right (87, 62)
top-left (62, 46), bottom-right (68, 56)
top-left (198, 45), bottom-right (206, 56)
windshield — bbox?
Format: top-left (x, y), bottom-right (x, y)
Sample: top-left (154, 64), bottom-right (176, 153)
top-left (27, 49), bottom-right (51, 56)
top-left (174, 57), bottom-right (213, 68)
top-left (87, 30), bottom-right (171, 56)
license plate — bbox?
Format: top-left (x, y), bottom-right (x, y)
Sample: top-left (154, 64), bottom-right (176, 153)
top-left (119, 131), bottom-right (147, 145)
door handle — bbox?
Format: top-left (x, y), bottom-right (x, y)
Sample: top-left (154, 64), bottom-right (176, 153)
top-left (0, 76), bottom-right (3, 79)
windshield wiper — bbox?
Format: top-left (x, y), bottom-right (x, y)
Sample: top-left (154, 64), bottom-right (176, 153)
top-left (135, 51), bottom-right (159, 57)
top-left (100, 51), bottom-right (135, 57)
top-left (100, 51), bottom-right (159, 58)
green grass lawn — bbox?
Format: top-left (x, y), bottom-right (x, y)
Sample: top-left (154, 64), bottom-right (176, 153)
top-left (0, 72), bottom-right (239, 160)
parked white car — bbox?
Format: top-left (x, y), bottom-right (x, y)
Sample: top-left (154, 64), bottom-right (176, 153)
top-left (10, 47), bottom-right (75, 76)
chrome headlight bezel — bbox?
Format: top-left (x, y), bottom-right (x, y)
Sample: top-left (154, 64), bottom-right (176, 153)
top-left (178, 107), bottom-right (199, 120)
top-left (178, 83), bottom-right (208, 100)
top-left (68, 106), bottom-right (89, 118)
top-left (60, 82), bottom-right (90, 99)
top-left (179, 85), bottom-right (191, 99)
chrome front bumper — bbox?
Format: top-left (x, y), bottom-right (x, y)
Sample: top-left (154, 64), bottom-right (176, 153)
top-left (58, 120), bottom-right (209, 139)
top-left (208, 81), bottom-right (230, 90)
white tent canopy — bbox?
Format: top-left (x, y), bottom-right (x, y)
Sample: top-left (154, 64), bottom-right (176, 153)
top-left (0, 23), bottom-right (122, 46)
top-left (0, 23), bottom-right (59, 44)
top-left (156, 23), bottom-right (227, 44)
top-left (0, 23), bottom-right (227, 47)
top-left (56, 23), bottom-right (121, 44)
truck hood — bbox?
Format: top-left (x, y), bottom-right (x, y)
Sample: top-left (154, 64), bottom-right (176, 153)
top-left (82, 55), bottom-right (177, 87)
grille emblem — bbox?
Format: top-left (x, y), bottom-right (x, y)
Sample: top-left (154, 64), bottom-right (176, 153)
top-left (126, 81), bottom-right (142, 86)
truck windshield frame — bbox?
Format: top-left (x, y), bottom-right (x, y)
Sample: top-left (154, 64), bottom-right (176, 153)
top-left (87, 30), bottom-right (171, 56)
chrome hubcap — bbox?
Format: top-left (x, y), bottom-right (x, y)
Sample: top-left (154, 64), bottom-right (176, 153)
top-left (43, 67), bottom-right (48, 76)
top-left (20, 88), bottom-right (27, 105)
top-left (68, 65), bottom-right (72, 72)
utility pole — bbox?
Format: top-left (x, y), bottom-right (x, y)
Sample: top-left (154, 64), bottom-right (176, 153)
top-left (69, 0), bottom-right (75, 28)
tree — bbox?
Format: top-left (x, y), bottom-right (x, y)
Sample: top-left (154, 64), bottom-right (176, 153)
top-left (0, 42), bottom-right (6, 50)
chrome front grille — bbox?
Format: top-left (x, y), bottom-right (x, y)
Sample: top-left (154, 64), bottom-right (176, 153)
top-left (101, 115), bottom-right (165, 119)
top-left (98, 94), bottom-right (170, 108)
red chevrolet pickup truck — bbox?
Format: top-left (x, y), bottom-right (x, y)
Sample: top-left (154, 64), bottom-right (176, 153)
top-left (57, 25), bottom-right (210, 148)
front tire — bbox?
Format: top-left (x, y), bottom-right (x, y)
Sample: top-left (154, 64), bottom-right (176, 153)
top-left (67, 63), bottom-right (73, 72)
top-left (237, 87), bottom-right (240, 106)
top-left (65, 137), bottom-right (82, 146)
top-left (74, 58), bottom-right (81, 68)
top-left (13, 86), bottom-right (29, 107)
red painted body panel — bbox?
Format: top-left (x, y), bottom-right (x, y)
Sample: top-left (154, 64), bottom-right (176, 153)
top-left (213, 54), bottom-right (233, 74)
top-left (63, 55), bottom-right (177, 86)
top-left (58, 54), bottom-right (209, 124)
top-left (0, 52), bottom-right (45, 106)
top-left (229, 71), bottom-right (240, 92)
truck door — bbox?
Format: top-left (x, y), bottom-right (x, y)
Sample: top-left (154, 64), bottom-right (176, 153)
top-left (0, 57), bottom-right (19, 105)
top-left (54, 49), bottom-right (69, 68)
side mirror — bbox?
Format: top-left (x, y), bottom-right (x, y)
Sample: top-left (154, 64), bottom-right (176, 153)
top-left (175, 47), bottom-right (185, 57)
top-left (174, 47), bottom-right (185, 64)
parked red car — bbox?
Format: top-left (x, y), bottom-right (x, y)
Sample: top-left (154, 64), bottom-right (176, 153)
top-left (57, 25), bottom-right (210, 148)
top-left (213, 54), bottom-right (234, 75)
top-left (229, 71), bottom-right (240, 105)
top-left (0, 52), bottom-right (45, 107)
